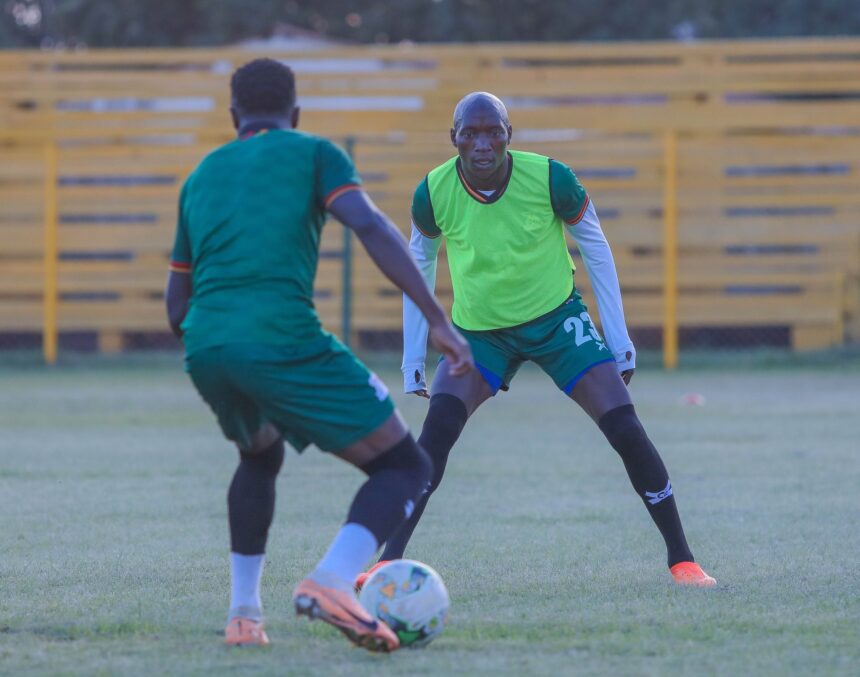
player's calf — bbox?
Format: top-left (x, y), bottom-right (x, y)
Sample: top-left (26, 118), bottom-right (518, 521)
top-left (349, 434), bottom-right (432, 544)
top-left (226, 437), bottom-right (285, 631)
top-left (597, 404), bottom-right (695, 568)
top-left (297, 435), bottom-right (430, 650)
top-left (418, 394), bottom-right (469, 494)
top-left (308, 434), bottom-right (431, 590)
top-left (380, 394), bottom-right (468, 561)
top-left (228, 437), bottom-right (285, 555)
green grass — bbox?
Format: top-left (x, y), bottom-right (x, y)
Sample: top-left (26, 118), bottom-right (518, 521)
top-left (1, 356), bottom-right (858, 676)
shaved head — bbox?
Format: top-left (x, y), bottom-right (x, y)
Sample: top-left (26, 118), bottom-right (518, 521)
top-left (452, 92), bottom-right (509, 131)
top-left (450, 91), bottom-right (512, 190)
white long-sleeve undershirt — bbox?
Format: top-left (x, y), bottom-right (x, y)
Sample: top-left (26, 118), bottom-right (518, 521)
top-left (400, 223), bottom-right (441, 392)
top-left (565, 201), bottom-right (635, 371)
top-left (401, 201), bottom-right (635, 393)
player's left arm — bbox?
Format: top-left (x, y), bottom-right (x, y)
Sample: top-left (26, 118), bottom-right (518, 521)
top-left (566, 201), bottom-right (636, 383)
top-left (550, 159), bottom-right (635, 383)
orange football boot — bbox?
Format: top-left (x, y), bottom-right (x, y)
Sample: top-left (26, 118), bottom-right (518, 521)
top-left (670, 561), bottom-right (717, 587)
top-left (293, 577), bottom-right (399, 652)
top-left (354, 560), bottom-right (391, 592)
top-left (224, 617), bottom-right (270, 646)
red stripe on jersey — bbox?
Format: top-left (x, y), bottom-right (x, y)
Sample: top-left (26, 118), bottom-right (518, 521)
top-left (324, 184), bottom-right (362, 208)
top-left (240, 129), bottom-right (270, 141)
top-left (455, 163), bottom-right (491, 203)
top-left (169, 261), bottom-right (191, 273)
top-left (566, 194), bottom-right (591, 225)
top-left (412, 218), bottom-right (441, 239)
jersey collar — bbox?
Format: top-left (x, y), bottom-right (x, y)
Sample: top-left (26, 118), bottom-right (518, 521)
top-left (455, 152), bottom-right (513, 204)
top-left (237, 121), bottom-right (282, 140)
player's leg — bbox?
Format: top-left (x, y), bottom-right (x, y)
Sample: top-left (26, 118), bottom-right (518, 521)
top-left (570, 363), bottom-right (714, 585)
top-left (224, 422), bottom-right (284, 644)
top-left (378, 359), bottom-right (494, 561)
top-left (378, 327), bottom-right (522, 563)
top-left (570, 363), bottom-right (689, 559)
top-left (187, 346), bottom-right (284, 646)
top-left (293, 410), bottom-right (432, 652)
top-left (532, 295), bottom-right (714, 585)
top-left (262, 338), bottom-right (427, 650)
top-left (307, 409), bottom-right (428, 585)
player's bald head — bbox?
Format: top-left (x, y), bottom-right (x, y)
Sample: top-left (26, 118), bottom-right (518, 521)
top-left (452, 92), bottom-right (509, 131)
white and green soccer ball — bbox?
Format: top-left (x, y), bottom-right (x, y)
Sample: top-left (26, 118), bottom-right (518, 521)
top-left (358, 559), bottom-right (450, 647)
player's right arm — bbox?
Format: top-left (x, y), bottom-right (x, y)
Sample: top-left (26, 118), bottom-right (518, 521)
top-left (399, 174), bottom-right (445, 396)
top-left (165, 270), bottom-right (191, 339)
top-left (327, 190), bottom-right (471, 377)
top-left (165, 180), bottom-right (193, 339)
top-left (401, 222), bottom-right (443, 397)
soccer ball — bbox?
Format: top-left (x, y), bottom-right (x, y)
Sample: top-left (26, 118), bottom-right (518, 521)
top-left (357, 559), bottom-right (450, 648)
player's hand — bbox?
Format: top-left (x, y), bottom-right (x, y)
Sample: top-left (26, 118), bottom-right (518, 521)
top-left (616, 349), bottom-right (636, 386)
top-left (428, 321), bottom-right (473, 377)
top-left (410, 388), bottom-right (430, 399)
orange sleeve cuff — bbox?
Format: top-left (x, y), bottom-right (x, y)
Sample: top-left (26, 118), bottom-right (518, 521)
top-left (565, 195), bottom-right (591, 225)
top-left (413, 219), bottom-right (441, 239)
top-left (324, 183), bottom-right (362, 209)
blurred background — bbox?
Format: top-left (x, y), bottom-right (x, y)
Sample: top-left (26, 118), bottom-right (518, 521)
top-left (1, 1), bottom-right (858, 365)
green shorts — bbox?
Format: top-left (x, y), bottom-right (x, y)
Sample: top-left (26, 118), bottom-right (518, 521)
top-left (455, 290), bottom-right (615, 395)
top-left (186, 335), bottom-right (395, 453)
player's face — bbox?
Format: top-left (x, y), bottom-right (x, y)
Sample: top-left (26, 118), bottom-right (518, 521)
top-left (451, 105), bottom-right (512, 188)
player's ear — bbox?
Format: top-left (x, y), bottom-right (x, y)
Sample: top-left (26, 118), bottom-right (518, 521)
top-left (229, 107), bottom-right (240, 131)
top-left (449, 128), bottom-right (456, 146)
top-left (290, 106), bottom-right (301, 129)
top-left (506, 124), bottom-right (513, 145)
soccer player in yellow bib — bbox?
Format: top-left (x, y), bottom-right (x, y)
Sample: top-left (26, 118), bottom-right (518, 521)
top-left (360, 92), bottom-right (715, 588)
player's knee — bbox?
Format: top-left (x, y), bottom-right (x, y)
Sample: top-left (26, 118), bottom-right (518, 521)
top-left (419, 394), bottom-right (468, 494)
top-left (362, 434), bottom-right (433, 491)
top-left (239, 437), bottom-right (285, 477)
top-left (423, 394), bottom-right (468, 444)
top-left (398, 436), bottom-right (433, 490)
top-left (240, 422), bottom-right (281, 454)
top-left (598, 403), bottom-right (648, 456)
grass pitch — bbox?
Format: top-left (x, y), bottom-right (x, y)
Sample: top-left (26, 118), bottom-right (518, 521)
top-left (1, 355), bottom-right (858, 676)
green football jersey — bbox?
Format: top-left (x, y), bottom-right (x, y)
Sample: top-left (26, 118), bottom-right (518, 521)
top-left (170, 127), bottom-right (361, 355)
top-left (411, 150), bottom-right (589, 330)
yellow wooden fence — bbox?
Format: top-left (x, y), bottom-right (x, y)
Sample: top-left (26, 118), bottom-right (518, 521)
top-left (1, 39), bottom-right (859, 365)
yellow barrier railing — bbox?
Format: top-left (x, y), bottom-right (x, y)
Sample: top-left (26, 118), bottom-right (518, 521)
top-left (43, 141), bottom-right (58, 365)
top-left (662, 131), bottom-right (679, 370)
top-left (0, 39), bottom-right (857, 366)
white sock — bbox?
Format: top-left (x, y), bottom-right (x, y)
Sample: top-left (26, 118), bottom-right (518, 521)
top-left (312, 523), bottom-right (378, 587)
top-left (229, 553), bottom-right (264, 621)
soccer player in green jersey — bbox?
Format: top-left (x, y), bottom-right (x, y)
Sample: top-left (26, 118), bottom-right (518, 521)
top-left (360, 92), bottom-right (715, 588)
top-left (165, 59), bottom-right (473, 652)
